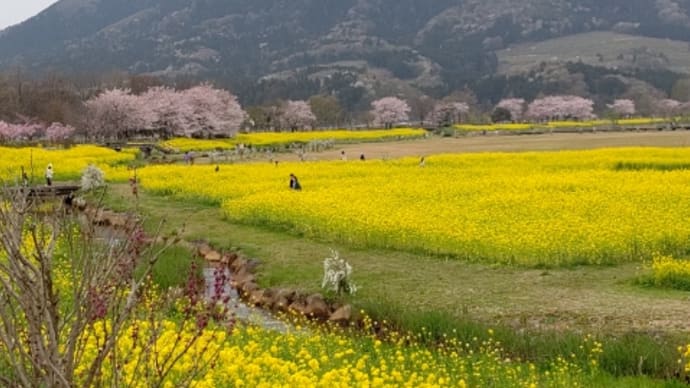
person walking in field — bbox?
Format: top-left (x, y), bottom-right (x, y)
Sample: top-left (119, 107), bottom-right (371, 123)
top-left (289, 173), bottom-right (302, 191)
top-left (45, 163), bottom-right (54, 186)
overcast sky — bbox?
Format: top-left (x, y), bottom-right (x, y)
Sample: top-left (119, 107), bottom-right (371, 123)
top-left (0, 1), bottom-right (59, 30)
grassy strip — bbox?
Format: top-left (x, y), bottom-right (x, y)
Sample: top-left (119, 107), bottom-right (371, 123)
top-left (142, 244), bottom-right (201, 290)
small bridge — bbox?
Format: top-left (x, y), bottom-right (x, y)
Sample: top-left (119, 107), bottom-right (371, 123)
top-left (8, 185), bottom-right (81, 198)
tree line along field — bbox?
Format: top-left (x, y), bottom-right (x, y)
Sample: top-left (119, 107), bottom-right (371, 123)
top-left (3, 80), bottom-right (690, 148)
top-left (2, 142), bottom-right (690, 385)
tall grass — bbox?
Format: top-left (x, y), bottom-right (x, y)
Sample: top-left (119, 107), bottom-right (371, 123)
top-left (358, 299), bottom-right (688, 380)
top-left (135, 244), bottom-right (201, 290)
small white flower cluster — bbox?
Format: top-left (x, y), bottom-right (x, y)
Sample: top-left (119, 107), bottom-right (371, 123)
top-left (81, 164), bottom-right (106, 191)
top-left (321, 249), bottom-right (357, 295)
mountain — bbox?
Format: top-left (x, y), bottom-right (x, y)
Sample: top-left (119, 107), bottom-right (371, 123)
top-left (2, 0), bottom-right (690, 106)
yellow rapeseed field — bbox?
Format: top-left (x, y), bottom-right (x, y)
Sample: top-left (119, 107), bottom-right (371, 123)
top-left (138, 147), bottom-right (690, 266)
top-left (0, 145), bottom-right (134, 183)
top-left (161, 128), bottom-right (427, 152)
top-left (75, 320), bottom-right (598, 387)
top-left (455, 118), bottom-right (669, 132)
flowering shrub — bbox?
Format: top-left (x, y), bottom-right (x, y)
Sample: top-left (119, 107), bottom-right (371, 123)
top-left (322, 249), bottom-right (357, 295)
top-left (81, 164), bottom-right (106, 191)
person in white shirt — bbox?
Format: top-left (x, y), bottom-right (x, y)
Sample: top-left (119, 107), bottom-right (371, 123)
top-left (45, 163), bottom-right (54, 186)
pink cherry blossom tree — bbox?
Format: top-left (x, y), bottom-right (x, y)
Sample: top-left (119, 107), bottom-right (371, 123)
top-left (371, 97), bottom-right (411, 129)
top-left (496, 98), bottom-right (525, 121)
top-left (280, 100), bottom-right (316, 131)
top-left (45, 122), bottom-right (76, 143)
top-left (85, 85), bottom-right (248, 139)
top-left (0, 121), bottom-right (41, 143)
top-left (526, 95), bottom-right (595, 121)
top-left (607, 99), bottom-right (635, 118)
top-left (430, 102), bottom-right (470, 126)
top-left (656, 99), bottom-right (682, 117)
top-left (680, 101), bottom-right (690, 116)
top-left (178, 84), bottom-right (246, 137)
top-left (141, 86), bottom-right (191, 138)
top-left (84, 88), bottom-right (155, 140)
top-left (0, 122), bottom-right (9, 141)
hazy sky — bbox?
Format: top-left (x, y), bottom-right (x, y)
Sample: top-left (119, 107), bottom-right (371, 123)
top-left (0, 1), bottom-right (59, 30)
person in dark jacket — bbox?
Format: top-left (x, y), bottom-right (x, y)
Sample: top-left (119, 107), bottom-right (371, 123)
top-left (289, 173), bottom-right (302, 190)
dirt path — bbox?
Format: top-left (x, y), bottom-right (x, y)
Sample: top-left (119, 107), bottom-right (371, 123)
top-left (265, 131), bottom-right (690, 163)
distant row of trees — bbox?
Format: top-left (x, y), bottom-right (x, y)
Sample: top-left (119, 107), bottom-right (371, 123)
top-left (0, 121), bottom-right (75, 143)
top-left (492, 96), bottom-right (690, 122)
top-left (4, 69), bottom-right (690, 142)
top-left (494, 96), bottom-right (597, 122)
top-left (370, 95), bottom-right (681, 127)
top-left (82, 87), bottom-right (412, 139)
top-left (6, 91), bottom-right (690, 144)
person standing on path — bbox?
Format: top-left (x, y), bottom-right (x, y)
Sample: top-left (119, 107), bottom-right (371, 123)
top-left (45, 163), bottom-right (54, 186)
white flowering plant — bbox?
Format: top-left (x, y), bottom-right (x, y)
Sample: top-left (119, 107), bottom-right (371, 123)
top-left (321, 249), bottom-right (357, 295)
top-left (81, 164), bottom-right (106, 191)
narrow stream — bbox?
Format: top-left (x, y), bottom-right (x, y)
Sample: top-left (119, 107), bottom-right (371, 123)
top-left (92, 221), bottom-right (290, 332)
top-left (203, 266), bottom-right (290, 332)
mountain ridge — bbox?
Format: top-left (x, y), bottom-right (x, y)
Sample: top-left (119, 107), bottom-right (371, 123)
top-left (2, 0), bottom-right (690, 106)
